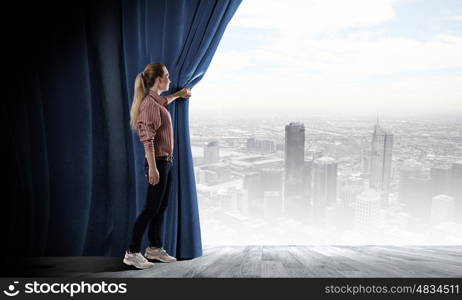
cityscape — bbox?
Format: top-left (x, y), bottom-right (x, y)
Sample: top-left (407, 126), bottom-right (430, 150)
top-left (189, 112), bottom-right (462, 245)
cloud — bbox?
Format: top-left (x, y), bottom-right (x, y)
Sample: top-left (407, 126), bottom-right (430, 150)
top-left (441, 15), bottom-right (462, 21)
top-left (191, 0), bottom-right (462, 116)
top-left (230, 0), bottom-right (396, 37)
top-left (212, 33), bottom-right (462, 82)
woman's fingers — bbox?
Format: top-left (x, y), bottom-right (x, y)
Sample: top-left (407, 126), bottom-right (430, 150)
top-left (149, 175), bottom-right (159, 185)
top-left (182, 88), bottom-right (191, 97)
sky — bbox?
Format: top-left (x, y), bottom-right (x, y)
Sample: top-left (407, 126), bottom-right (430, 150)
top-left (189, 0), bottom-right (462, 118)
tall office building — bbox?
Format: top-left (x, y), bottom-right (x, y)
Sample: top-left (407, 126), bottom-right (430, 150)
top-left (245, 168), bottom-right (284, 219)
top-left (354, 188), bottom-right (381, 232)
top-left (204, 141), bottom-right (220, 164)
top-left (361, 149), bottom-right (370, 174)
top-left (312, 156), bottom-right (338, 225)
top-left (283, 122), bottom-right (306, 219)
top-left (369, 119), bottom-right (393, 207)
top-left (302, 160), bottom-right (313, 200)
top-left (243, 172), bottom-right (263, 217)
top-left (284, 122), bottom-right (305, 197)
top-left (261, 168), bottom-right (283, 218)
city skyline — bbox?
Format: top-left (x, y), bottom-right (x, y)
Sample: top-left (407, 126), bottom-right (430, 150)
top-left (188, 113), bottom-right (462, 245)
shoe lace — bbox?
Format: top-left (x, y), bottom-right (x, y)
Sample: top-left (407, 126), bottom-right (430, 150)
top-left (135, 253), bottom-right (149, 263)
top-left (148, 246), bottom-right (171, 257)
top-left (158, 247), bottom-right (168, 255)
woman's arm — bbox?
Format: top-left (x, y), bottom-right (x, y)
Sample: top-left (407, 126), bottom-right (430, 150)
top-left (145, 149), bottom-right (157, 171)
top-left (165, 88), bottom-right (192, 105)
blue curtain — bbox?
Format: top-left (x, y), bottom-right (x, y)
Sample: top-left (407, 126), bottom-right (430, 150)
top-left (4, 0), bottom-right (241, 259)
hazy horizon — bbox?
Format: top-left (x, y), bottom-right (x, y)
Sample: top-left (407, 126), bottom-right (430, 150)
top-left (190, 108), bottom-right (462, 123)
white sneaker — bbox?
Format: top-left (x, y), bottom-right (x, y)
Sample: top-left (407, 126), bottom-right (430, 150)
top-left (145, 246), bottom-right (177, 262)
top-left (123, 251), bottom-right (155, 269)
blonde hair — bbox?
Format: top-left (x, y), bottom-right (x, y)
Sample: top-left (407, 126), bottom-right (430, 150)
top-left (129, 63), bottom-right (166, 130)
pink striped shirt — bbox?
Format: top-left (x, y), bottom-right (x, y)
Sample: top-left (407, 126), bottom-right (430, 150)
top-left (137, 89), bottom-right (174, 157)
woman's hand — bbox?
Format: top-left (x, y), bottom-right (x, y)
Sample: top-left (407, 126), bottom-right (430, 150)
top-left (178, 88), bottom-right (192, 98)
top-left (148, 167), bottom-right (160, 185)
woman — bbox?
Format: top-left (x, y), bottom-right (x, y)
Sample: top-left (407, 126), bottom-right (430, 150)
top-left (124, 63), bottom-right (191, 269)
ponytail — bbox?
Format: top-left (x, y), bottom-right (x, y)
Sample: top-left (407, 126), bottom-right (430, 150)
top-left (129, 73), bottom-right (146, 130)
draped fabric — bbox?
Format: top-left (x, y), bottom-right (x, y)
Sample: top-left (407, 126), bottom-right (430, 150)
top-left (4, 0), bottom-right (241, 259)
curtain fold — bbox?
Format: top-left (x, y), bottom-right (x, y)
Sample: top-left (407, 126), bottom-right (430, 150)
top-left (4, 0), bottom-right (241, 259)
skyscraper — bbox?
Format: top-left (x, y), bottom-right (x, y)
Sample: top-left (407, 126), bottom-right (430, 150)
top-left (243, 172), bottom-right (263, 217)
top-left (283, 122), bottom-right (306, 219)
top-left (312, 156), bottom-right (338, 225)
top-left (302, 160), bottom-right (313, 201)
top-left (354, 188), bottom-right (381, 232)
top-left (284, 122), bottom-right (305, 198)
top-left (369, 118), bottom-right (393, 207)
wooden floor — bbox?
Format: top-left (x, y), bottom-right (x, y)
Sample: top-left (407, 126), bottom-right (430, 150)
top-left (6, 245), bottom-right (462, 278)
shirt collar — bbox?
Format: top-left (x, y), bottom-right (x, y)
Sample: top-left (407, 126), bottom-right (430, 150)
top-left (148, 89), bottom-right (163, 104)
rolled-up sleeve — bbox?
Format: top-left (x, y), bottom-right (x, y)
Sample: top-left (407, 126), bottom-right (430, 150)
top-left (137, 101), bottom-right (161, 153)
top-left (159, 95), bottom-right (169, 108)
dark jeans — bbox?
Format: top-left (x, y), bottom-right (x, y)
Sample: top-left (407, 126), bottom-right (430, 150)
top-left (128, 157), bottom-right (173, 253)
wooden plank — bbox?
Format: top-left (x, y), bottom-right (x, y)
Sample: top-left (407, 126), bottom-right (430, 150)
top-left (13, 246), bottom-right (462, 278)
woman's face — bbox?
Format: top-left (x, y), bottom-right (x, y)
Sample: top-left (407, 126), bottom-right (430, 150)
top-left (159, 67), bottom-right (171, 92)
